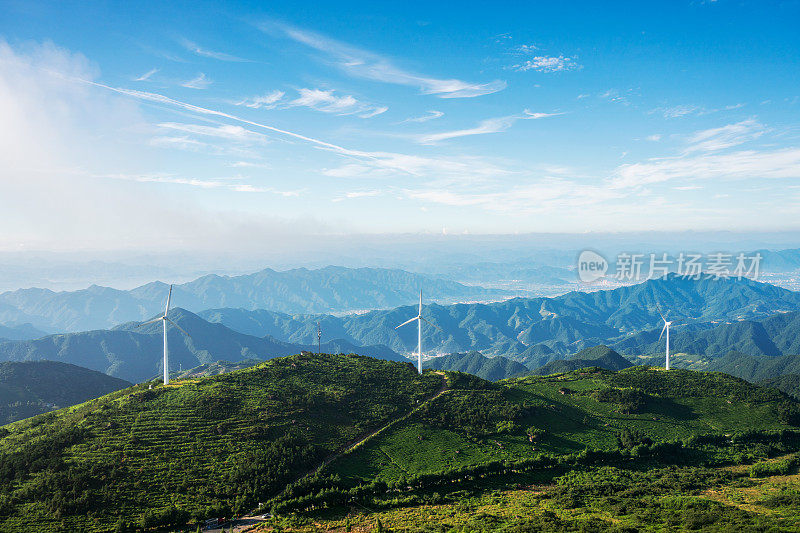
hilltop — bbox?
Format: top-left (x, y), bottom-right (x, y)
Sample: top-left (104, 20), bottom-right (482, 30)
top-left (2, 353), bottom-right (800, 531)
top-left (0, 361), bottom-right (130, 424)
top-left (531, 345), bottom-right (633, 375)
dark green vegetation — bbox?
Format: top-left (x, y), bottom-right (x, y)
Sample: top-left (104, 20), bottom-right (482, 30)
top-left (0, 353), bottom-right (442, 532)
top-left (4, 353), bottom-right (800, 531)
top-left (257, 364), bottom-right (800, 532)
top-left (427, 351), bottom-right (529, 380)
top-left (0, 308), bottom-right (404, 382)
top-left (201, 275), bottom-right (800, 362)
top-left (532, 345), bottom-right (633, 376)
top-left (0, 266), bottom-right (508, 332)
top-left (0, 361), bottom-right (130, 424)
top-left (760, 374), bottom-right (800, 400)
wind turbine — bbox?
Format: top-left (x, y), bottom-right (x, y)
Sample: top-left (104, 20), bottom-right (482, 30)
top-left (657, 307), bottom-right (672, 370)
top-left (395, 290), bottom-right (443, 374)
top-left (137, 285), bottom-right (192, 385)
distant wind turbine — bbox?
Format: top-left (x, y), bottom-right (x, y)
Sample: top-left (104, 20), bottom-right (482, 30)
top-left (137, 285), bottom-right (192, 385)
top-left (657, 306), bottom-right (672, 370)
top-left (395, 290), bottom-right (443, 374)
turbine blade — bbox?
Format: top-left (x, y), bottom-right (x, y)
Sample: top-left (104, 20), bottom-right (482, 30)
top-left (164, 284), bottom-right (173, 315)
top-left (419, 289), bottom-right (422, 316)
top-left (136, 317), bottom-right (163, 328)
top-left (395, 316), bottom-right (418, 329)
top-left (420, 317), bottom-right (444, 332)
top-left (165, 317), bottom-right (192, 340)
top-left (658, 323), bottom-right (668, 341)
top-left (656, 304), bottom-right (666, 322)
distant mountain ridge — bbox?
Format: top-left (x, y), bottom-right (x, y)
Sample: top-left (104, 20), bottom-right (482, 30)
top-left (200, 275), bottom-right (800, 363)
top-left (0, 308), bottom-right (406, 382)
top-left (427, 351), bottom-right (529, 381)
top-left (613, 310), bottom-right (800, 358)
top-left (0, 266), bottom-right (510, 332)
top-left (532, 346), bottom-right (633, 375)
top-left (0, 360), bottom-right (130, 424)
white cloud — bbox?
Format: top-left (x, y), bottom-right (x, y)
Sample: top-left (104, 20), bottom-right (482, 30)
top-left (332, 190), bottom-right (381, 201)
top-left (179, 38), bottom-right (248, 62)
top-left (513, 55), bottom-right (580, 73)
top-left (182, 73), bottom-right (212, 89)
top-left (646, 134), bottom-right (662, 142)
top-left (261, 21), bottom-right (506, 98)
top-left (134, 68), bottom-right (159, 81)
top-left (400, 110), bottom-right (444, 123)
top-left (237, 90), bottom-right (285, 109)
top-left (157, 122), bottom-right (270, 144)
top-left (288, 88), bottom-right (387, 117)
top-left (684, 119), bottom-right (764, 153)
top-left (416, 110), bottom-right (562, 144)
top-left (103, 172), bottom-right (301, 195)
top-left (610, 147), bottom-right (800, 189)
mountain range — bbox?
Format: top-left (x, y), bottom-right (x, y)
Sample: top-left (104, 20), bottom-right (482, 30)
top-left (0, 266), bottom-right (509, 333)
top-left (0, 308), bottom-right (405, 382)
top-left (200, 274), bottom-right (800, 364)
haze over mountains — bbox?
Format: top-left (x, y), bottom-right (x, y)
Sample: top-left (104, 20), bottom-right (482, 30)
top-left (3, 274), bottom-right (800, 382)
top-left (0, 266), bottom-right (509, 333)
top-left (202, 275), bottom-right (800, 363)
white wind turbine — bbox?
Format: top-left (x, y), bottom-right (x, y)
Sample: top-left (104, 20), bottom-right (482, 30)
top-left (137, 285), bottom-right (192, 385)
top-left (657, 306), bottom-right (673, 370)
top-left (395, 290), bottom-right (443, 374)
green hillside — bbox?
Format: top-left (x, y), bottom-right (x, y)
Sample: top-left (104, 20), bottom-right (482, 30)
top-left (3, 354), bottom-right (800, 532)
top-left (0, 353), bottom-right (441, 532)
top-left (760, 374), bottom-right (800, 400)
top-left (0, 361), bottom-right (131, 424)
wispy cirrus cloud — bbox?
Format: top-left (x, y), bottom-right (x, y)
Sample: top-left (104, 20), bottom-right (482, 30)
top-left (416, 110), bottom-right (562, 144)
top-left (260, 21), bottom-right (506, 98)
top-left (156, 122), bottom-right (270, 144)
top-left (400, 110), bottom-right (444, 123)
top-left (134, 68), bottom-right (159, 82)
top-left (288, 88), bottom-right (387, 117)
top-left (179, 38), bottom-right (248, 62)
top-left (103, 172), bottom-right (301, 195)
top-left (236, 88), bottom-right (387, 118)
top-left (683, 119), bottom-right (764, 153)
top-left (236, 90), bottom-right (285, 109)
top-left (609, 120), bottom-right (794, 189)
top-left (181, 72), bottom-right (212, 89)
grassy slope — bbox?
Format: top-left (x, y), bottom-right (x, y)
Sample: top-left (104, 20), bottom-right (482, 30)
top-left (0, 353), bottom-right (441, 532)
top-left (2, 355), bottom-right (800, 532)
top-left (328, 367), bottom-right (795, 484)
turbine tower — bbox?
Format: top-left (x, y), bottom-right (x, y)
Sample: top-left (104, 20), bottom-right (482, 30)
top-left (137, 285), bottom-right (192, 385)
top-left (658, 308), bottom-right (672, 370)
top-left (395, 290), bottom-right (442, 374)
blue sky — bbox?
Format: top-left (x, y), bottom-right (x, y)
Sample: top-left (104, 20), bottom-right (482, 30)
top-left (0, 0), bottom-right (798, 251)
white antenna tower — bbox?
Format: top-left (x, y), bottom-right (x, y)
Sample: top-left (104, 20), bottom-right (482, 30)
top-left (657, 306), bottom-right (672, 370)
top-left (395, 290), bottom-right (442, 374)
top-left (137, 284), bottom-right (192, 385)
